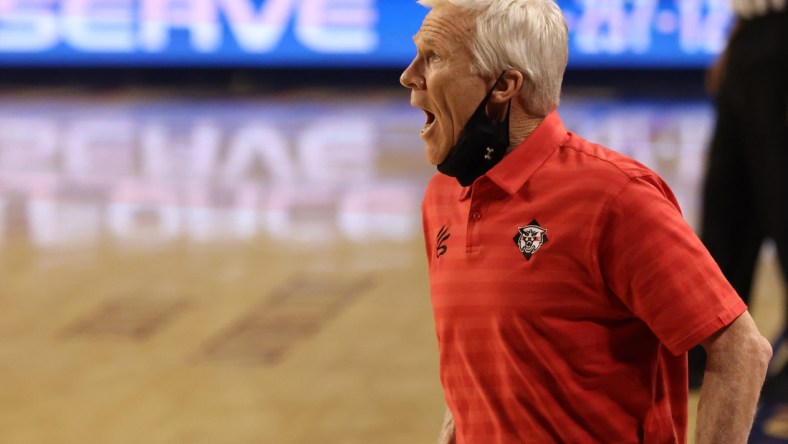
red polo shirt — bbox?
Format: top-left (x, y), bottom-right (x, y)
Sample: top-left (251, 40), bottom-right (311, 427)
top-left (422, 112), bottom-right (746, 443)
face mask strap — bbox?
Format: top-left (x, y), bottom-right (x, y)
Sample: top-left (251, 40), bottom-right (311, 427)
top-left (476, 70), bottom-right (511, 124)
top-left (479, 70), bottom-right (508, 105)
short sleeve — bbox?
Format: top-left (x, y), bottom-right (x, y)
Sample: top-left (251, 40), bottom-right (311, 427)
top-left (597, 175), bottom-right (747, 356)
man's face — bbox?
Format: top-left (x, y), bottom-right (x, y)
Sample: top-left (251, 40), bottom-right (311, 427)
top-left (400, 6), bottom-right (488, 165)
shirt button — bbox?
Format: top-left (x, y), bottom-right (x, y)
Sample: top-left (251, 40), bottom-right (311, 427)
top-left (471, 211), bottom-right (482, 221)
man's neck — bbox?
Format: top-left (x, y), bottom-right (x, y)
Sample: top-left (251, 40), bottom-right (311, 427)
top-left (507, 115), bottom-right (544, 153)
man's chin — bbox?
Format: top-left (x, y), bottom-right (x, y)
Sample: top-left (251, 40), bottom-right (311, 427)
top-left (425, 146), bottom-right (450, 166)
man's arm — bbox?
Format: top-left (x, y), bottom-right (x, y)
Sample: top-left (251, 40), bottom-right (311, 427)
top-left (437, 407), bottom-right (456, 444)
top-left (695, 311), bottom-right (772, 443)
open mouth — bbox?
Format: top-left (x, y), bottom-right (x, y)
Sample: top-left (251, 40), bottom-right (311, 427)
top-left (421, 109), bottom-right (436, 134)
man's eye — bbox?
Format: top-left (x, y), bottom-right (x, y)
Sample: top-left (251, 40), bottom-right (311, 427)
top-left (428, 52), bottom-right (442, 62)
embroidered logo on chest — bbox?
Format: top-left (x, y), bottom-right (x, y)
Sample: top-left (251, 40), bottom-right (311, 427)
top-left (513, 220), bottom-right (548, 260)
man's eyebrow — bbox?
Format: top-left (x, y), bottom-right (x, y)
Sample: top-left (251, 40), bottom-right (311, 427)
top-left (412, 34), bottom-right (439, 48)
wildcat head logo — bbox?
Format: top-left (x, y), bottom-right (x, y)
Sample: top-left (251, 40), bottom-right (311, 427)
top-left (513, 220), bottom-right (548, 260)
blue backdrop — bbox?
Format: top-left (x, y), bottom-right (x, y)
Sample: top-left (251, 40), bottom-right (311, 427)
top-left (0, 0), bottom-right (733, 68)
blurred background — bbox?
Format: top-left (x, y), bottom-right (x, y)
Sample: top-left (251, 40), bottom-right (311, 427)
top-left (0, 0), bottom-right (785, 443)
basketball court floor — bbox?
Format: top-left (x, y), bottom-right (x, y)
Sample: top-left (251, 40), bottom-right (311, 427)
top-left (0, 84), bottom-right (784, 443)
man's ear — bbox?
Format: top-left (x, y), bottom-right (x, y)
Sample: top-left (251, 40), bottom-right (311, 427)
top-left (492, 70), bottom-right (524, 104)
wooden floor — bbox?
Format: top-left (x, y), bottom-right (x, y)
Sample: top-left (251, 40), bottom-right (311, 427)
top-left (0, 87), bottom-right (784, 444)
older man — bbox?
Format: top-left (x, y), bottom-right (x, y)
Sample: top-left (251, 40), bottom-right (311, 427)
top-left (400, 0), bottom-right (772, 443)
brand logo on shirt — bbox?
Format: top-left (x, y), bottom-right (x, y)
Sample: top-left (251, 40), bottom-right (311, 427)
top-left (436, 225), bottom-right (450, 258)
top-left (513, 220), bottom-right (548, 260)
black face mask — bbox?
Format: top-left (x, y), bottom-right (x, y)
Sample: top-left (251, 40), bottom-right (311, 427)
top-left (437, 71), bottom-right (511, 187)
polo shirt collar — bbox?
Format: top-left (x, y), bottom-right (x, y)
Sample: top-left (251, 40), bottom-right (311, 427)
top-left (485, 110), bottom-right (568, 196)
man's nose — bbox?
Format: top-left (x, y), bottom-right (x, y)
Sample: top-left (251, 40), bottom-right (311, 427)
top-left (400, 61), bottom-right (424, 90)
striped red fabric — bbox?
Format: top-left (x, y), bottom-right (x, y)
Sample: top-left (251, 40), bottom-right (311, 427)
top-left (422, 112), bottom-right (747, 443)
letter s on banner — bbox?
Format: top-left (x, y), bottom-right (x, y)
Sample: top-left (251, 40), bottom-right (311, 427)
top-left (62, 0), bottom-right (136, 52)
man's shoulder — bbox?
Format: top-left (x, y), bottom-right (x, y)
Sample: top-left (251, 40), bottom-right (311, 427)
top-left (555, 132), bottom-right (679, 209)
top-left (558, 132), bottom-right (658, 182)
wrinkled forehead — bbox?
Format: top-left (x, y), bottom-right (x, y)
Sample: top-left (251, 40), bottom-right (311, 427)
top-left (414, 5), bottom-right (476, 50)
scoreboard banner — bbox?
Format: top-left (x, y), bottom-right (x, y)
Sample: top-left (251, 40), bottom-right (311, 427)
top-left (0, 0), bottom-right (733, 68)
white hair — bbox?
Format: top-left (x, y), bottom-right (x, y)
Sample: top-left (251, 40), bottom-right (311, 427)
top-left (417, 0), bottom-right (568, 116)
